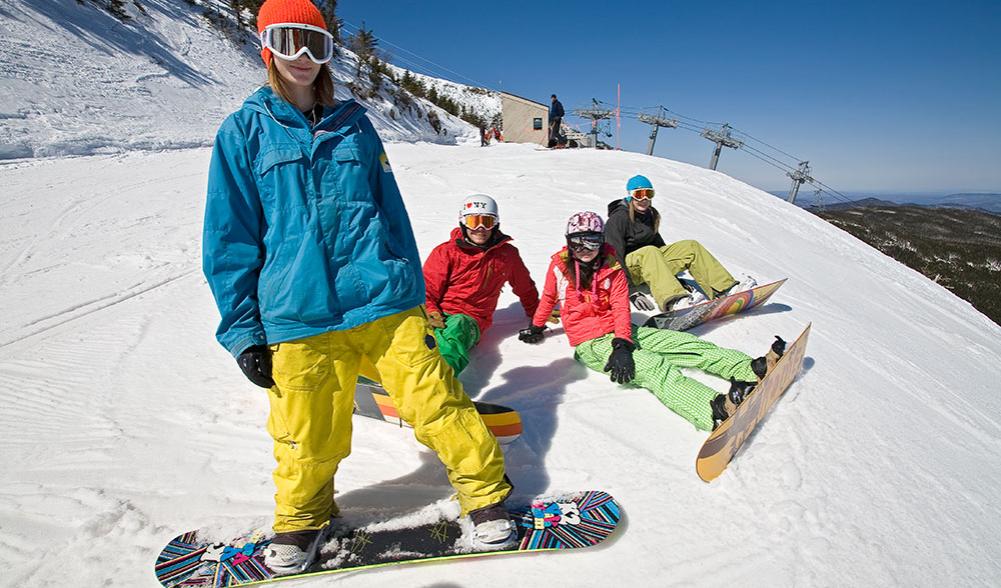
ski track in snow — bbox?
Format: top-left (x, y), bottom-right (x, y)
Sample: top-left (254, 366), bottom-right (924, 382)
top-left (2, 142), bottom-right (1001, 587)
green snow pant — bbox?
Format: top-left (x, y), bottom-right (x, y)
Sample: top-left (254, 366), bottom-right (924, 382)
top-left (625, 240), bottom-right (737, 310)
top-left (574, 326), bottom-right (758, 431)
top-left (433, 313), bottom-right (481, 375)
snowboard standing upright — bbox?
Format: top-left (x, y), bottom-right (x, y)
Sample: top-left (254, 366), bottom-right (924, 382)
top-left (155, 490), bottom-right (621, 587)
top-left (696, 323), bottom-right (811, 481)
top-left (644, 279), bottom-right (787, 332)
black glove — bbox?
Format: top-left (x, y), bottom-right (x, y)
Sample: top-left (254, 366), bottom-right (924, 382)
top-left (629, 291), bottom-right (656, 311)
top-left (237, 345), bottom-right (275, 388)
top-left (518, 324), bottom-right (546, 344)
top-left (603, 338), bottom-right (635, 384)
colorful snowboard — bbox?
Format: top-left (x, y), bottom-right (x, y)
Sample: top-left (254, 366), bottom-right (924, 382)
top-left (696, 323), bottom-right (811, 482)
top-left (353, 376), bottom-right (522, 444)
top-left (643, 278), bottom-right (787, 332)
top-left (155, 490), bottom-right (620, 587)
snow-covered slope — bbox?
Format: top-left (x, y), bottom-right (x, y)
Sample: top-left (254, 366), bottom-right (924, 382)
top-left (0, 0), bottom-right (478, 159)
top-left (387, 63), bottom-right (502, 123)
top-left (2, 143), bottom-right (1000, 587)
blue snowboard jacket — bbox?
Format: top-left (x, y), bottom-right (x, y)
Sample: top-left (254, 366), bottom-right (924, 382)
top-left (203, 87), bottom-right (425, 357)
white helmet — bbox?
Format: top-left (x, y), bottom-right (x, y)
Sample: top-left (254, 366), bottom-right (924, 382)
top-left (459, 193), bottom-right (498, 220)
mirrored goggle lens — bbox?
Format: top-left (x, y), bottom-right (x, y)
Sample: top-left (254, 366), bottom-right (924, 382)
top-left (462, 214), bottom-right (497, 230)
top-left (265, 26), bottom-right (333, 63)
top-left (569, 235), bottom-right (603, 251)
top-left (631, 188), bottom-right (655, 200)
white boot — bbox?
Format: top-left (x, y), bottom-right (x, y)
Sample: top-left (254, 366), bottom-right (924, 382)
top-left (264, 528), bottom-right (327, 576)
top-left (469, 504), bottom-right (518, 550)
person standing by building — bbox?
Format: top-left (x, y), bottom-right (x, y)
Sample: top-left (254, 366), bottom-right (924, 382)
top-left (548, 94), bottom-right (564, 147)
top-left (202, 0), bottom-right (515, 576)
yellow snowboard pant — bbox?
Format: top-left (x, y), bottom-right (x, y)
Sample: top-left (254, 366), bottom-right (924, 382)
top-left (266, 307), bottom-right (511, 533)
top-left (625, 240), bottom-right (737, 310)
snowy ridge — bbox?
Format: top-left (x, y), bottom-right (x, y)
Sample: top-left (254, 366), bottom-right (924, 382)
top-left (386, 63), bottom-right (502, 123)
top-left (0, 0), bottom-right (479, 160)
top-left (2, 142), bottom-right (1000, 586)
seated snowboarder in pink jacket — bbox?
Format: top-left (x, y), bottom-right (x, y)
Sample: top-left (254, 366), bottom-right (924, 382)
top-left (518, 211), bottom-right (784, 431)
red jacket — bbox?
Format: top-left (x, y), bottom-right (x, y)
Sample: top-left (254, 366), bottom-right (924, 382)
top-left (531, 245), bottom-right (633, 347)
top-left (424, 228), bottom-right (540, 335)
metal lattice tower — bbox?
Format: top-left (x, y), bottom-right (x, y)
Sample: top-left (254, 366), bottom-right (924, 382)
top-left (701, 123), bottom-right (743, 170)
top-left (786, 161), bottom-right (814, 204)
top-left (573, 99), bottom-right (613, 149)
top-left (638, 107), bottom-right (678, 156)
top-left (813, 188), bottom-right (824, 211)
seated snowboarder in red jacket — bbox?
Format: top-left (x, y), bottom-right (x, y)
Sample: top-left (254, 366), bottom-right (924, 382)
top-left (423, 194), bottom-right (542, 374)
top-left (518, 211), bottom-right (784, 431)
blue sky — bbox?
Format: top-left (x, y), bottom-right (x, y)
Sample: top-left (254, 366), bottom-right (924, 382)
top-left (337, 1), bottom-right (1000, 195)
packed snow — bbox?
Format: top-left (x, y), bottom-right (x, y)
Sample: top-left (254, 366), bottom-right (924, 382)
top-left (3, 142), bottom-right (1001, 587)
top-left (3, 1), bottom-right (1001, 587)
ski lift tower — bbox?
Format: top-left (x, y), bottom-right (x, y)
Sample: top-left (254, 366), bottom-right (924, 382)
top-left (573, 99), bottom-right (613, 149)
top-left (701, 123), bottom-right (743, 170)
top-left (638, 107), bottom-right (678, 156)
top-left (786, 161), bottom-right (813, 204)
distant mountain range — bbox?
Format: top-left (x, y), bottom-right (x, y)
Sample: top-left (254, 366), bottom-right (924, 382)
top-left (770, 192), bottom-right (1001, 215)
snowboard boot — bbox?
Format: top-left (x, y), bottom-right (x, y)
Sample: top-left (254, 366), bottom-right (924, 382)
top-left (469, 502), bottom-right (517, 550)
top-left (264, 527), bottom-right (329, 576)
top-left (751, 335), bottom-right (787, 380)
top-left (714, 274), bottom-right (758, 298)
top-left (664, 290), bottom-right (706, 312)
top-left (711, 378), bottom-right (757, 430)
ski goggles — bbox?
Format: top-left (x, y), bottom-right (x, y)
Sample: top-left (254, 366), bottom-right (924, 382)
top-left (462, 214), bottom-right (497, 230)
top-left (261, 23), bottom-right (334, 64)
top-left (629, 188), bottom-right (655, 201)
top-left (568, 233), bottom-right (604, 252)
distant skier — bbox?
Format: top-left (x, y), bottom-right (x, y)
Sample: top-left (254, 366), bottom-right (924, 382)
top-left (423, 194), bottom-right (542, 374)
top-left (202, 0), bottom-right (515, 576)
top-left (604, 175), bottom-right (756, 312)
top-left (518, 211), bottom-right (784, 432)
top-left (548, 94), bottom-right (564, 147)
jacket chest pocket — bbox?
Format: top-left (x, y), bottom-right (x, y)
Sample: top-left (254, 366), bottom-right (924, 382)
top-left (323, 143), bottom-right (370, 202)
top-left (255, 146), bottom-right (308, 206)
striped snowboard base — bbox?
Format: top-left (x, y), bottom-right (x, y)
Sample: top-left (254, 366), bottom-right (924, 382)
top-left (353, 376), bottom-right (523, 444)
top-left (155, 491), bottom-right (620, 587)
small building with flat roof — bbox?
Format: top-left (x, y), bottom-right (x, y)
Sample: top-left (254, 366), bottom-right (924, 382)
top-left (499, 92), bottom-right (550, 145)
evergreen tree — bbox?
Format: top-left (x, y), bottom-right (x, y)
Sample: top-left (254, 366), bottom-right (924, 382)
top-left (349, 21), bottom-right (377, 77)
top-left (315, 0), bottom-right (340, 42)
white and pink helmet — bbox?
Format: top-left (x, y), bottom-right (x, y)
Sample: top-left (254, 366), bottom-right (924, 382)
top-left (565, 211), bottom-right (604, 236)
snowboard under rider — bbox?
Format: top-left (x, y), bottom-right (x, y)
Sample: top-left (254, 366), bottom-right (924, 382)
top-left (604, 174), bottom-right (756, 313)
top-left (518, 211), bottom-right (785, 432)
top-left (422, 194), bottom-right (544, 375)
top-left (202, 0), bottom-right (516, 576)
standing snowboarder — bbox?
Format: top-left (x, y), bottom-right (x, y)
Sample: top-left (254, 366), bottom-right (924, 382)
top-left (423, 194), bottom-right (541, 375)
top-left (202, 0), bottom-right (515, 576)
top-left (605, 175), bottom-right (755, 312)
top-left (548, 94), bottom-right (564, 147)
top-left (519, 211), bottom-right (783, 432)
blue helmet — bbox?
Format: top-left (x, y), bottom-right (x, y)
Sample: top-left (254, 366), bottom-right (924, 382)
top-left (625, 174), bottom-right (653, 201)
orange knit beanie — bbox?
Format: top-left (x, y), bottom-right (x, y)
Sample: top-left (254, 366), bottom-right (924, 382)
top-left (256, 0), bottom-right (328, 66)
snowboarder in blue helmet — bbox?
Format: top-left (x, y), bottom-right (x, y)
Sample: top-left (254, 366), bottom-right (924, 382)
top-left (605, 174), bottom-right (756, 312)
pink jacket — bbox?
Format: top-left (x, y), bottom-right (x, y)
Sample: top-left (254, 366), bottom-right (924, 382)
top-left (531, 245), bottom-right (633, 346)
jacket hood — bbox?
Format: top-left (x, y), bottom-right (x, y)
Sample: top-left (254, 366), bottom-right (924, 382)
top-left (607, 198), bottom-right (658, 221)
top-left (242, 86), bottom-right (366, 132)
top-left (607, 198), bottom-right (627, 217)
